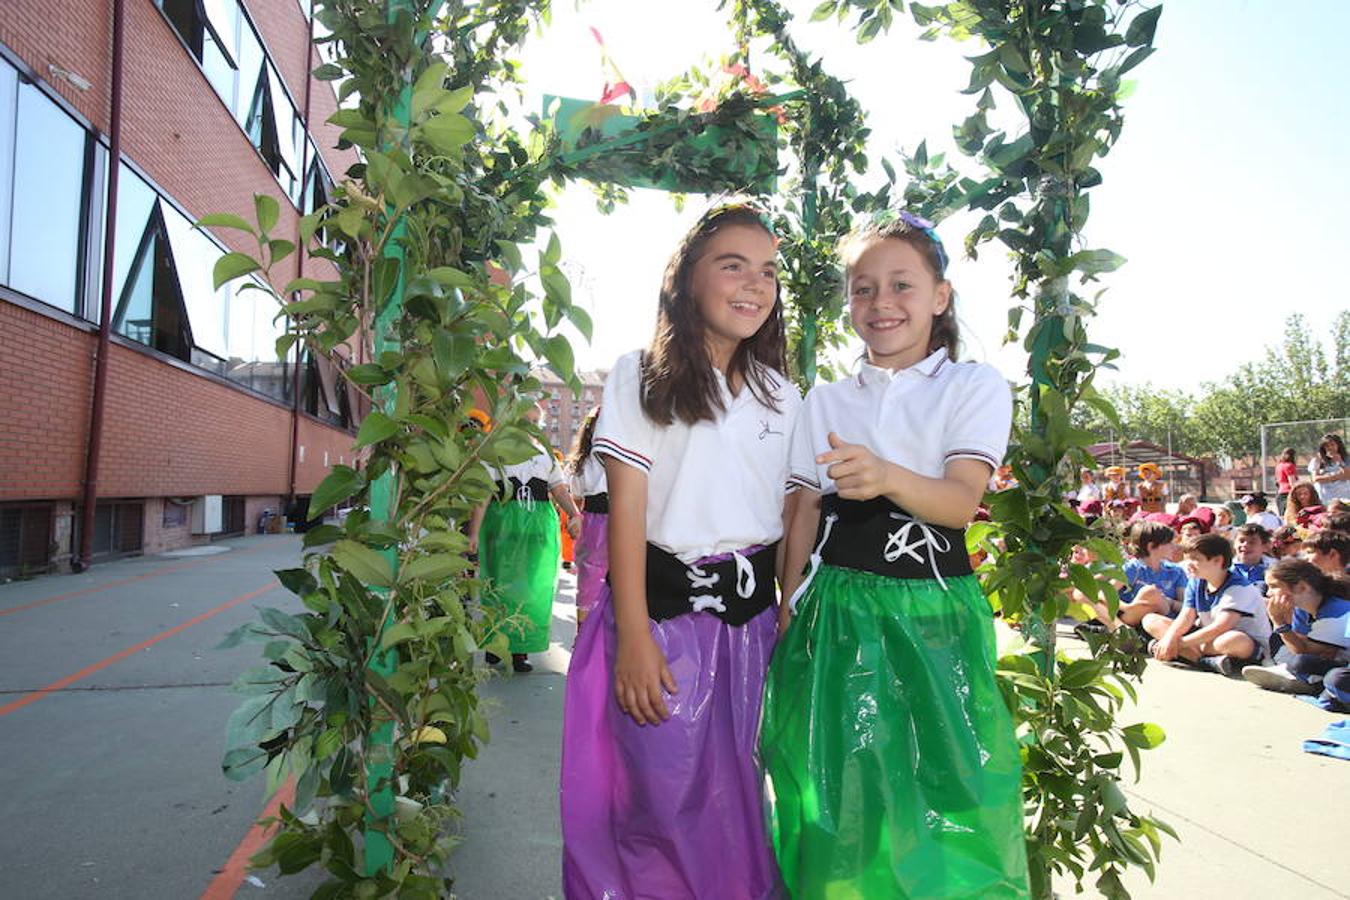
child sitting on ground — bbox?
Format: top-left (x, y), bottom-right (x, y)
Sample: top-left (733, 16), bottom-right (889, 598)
top-left (1242, 559), bottom-right (1350, 712)
top-left (1231, 523), bottom-right (1276, 589)
top-left (1270, 525), bottom-right (1304, 559)
top-left (1243, 492), bottom-right (1283, 531)
top-left (1142, 533), bottom-right (1271, 676)
top-left (1082, 521), bottom-right (1186, 633)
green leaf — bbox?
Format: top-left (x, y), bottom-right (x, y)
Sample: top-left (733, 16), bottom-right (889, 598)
top-left (809, 0), bottom-right (835, 22)
top-left (1125, 6), bottom-right (1162, 47)
top-left (222, 745), bottom-right (269, 781)
top-left (541, 334), bottom-right (574, 381)
top-left (378, 622), bottom-right (418, 649)
top-left (1122, 722), bottom-right (1166, 750)
top-left (308, 465), bottom-right (364, 520)
top-left (566, 305), bottom-right (594, 343)
top-left (254, 193), bottom-right (280, 236)
top-left (399, 553), bottom-right (469, 585)
top-left (312, 62), bottom-right (345, 81)
top-left (196, 212), bottom-right (256, 235)
top-left (353, 410), bottom-right (399, 449)
top-left (212, 252), bottom-right (261, 290)
top-left (346, 363), bottom-right (392, 386)
top-left (275, 568), bottom-right (317, 597)
top-left (330, 540), bottom-right (394, 588)
top-left (422, 113), bottom-right (475, 155)
top-left (1069, 249), bottom-right (1127, 277)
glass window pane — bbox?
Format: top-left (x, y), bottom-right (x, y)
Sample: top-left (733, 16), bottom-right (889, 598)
top-left (163, 203), bottom-right (229, 357)
top-left (203, 0), bottom-right (239, 58)
top-left (114, 227), bottom-right (156, 346)
top-left (8, 82), bottom-right (88, 313)
top-left (234, 21), bottom-right (264, 127)
top-left (0, 61), bottom-right (16, 285)
top-left (110, 163), bottom-right (159, 305)
top-left (267, 64), bottom-right (299, 176)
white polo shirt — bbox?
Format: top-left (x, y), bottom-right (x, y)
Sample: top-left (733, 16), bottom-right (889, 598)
top-left (788, 349), bottom-right (1013, 495)
top-left (496, 448), bottom-right (564, 490)
top-left (594, 349), bottom-right (801, 563)
top-left (570, 455), bottom-right (608, 498)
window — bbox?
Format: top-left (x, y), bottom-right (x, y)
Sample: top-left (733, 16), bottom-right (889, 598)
top-left (81, 501), bottom-right (144, 560)
top-left (242, 64), bottom-right (301, 202)
top-left (112, 201), bottom-right (194, 361)
top-left (0, 503), bottom-right (55, 578)
top-left (302, 350), bottom-right (352, 428)
top-left (158, 0), bottom-right (239, 106)
top-left (4, 76), bottom-right (95, 314)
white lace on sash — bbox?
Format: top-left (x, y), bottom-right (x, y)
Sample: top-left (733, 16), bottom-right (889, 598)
top-left (884, 511), bottom-right (952, 591)
top-left (788, 512), bottom-right (838, 613)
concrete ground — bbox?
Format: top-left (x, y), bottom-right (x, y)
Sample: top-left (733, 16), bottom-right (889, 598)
top-left (1, 538), bottom-right (1347, 899)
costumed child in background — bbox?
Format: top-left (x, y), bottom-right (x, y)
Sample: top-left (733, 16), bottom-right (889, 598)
top-left (554, 448), bottom-right (577, 571)
top-left (469, 403), bottom-right (582, 673)
top-left (761, 211), bottom-right (1029, 899)
top-left (560, 204), bottom-right (801, 899)
top-left (1136, 462), bottom-right (1167, 514)
top-left (565, 406), bottom-right (607, 629)
top-left (1102, 465), bottom-right (1132, 518)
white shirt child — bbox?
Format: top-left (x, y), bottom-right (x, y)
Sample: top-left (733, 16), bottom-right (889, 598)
top-left (496, 448), bottom-right (564, 497)
top-left (570, 455), bottom-right (608, 500)
top-left (789, 349), bottom-right (1013, 497)
top-left (593, 350), bottom-right (801, 564)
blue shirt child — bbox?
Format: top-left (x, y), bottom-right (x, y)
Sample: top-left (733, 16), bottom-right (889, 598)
top-left (1121, 558), bottom-right (1188, 604)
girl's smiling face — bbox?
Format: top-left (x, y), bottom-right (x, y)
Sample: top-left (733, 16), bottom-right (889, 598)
top-left (847, 237), bottom-right (951, 370)
top-left (689, 224), bottom-right (778, 369)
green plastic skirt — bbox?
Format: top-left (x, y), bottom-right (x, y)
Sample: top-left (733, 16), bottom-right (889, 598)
top-left (760, 565), bottom-right (1029, 900)
top-left (479, 499), bottom-right (560, 654)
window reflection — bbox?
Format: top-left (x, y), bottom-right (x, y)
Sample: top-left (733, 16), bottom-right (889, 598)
top-left (8, 80), bottom-right (90, 313)
top-left (0, 64), bottom-right (15, 285)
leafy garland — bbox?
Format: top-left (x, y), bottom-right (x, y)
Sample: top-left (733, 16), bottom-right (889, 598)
top-left (213, 0), bottom-right (1170, 896)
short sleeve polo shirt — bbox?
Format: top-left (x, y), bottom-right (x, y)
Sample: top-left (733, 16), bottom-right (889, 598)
top-left (787, 348), bottom-right (1013, 494)
top-left (593, 350), bottom-right (802, 563)
top-left (570, 455), bottom-right (607, 499)
top-left (497, 448), bottom-right (564, 489)
top-left (1292, 596), bottom-right (1350, 662)
top-left (1184, 574), bottom-right (1272, 648)
top-left (1120, 558), bottom-right (1187, 603)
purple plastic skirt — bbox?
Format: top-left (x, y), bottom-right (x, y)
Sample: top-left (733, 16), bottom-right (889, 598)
top-left (560, 550), bottom-right (782, 900)
top-left (573, 512), bottom-right (609, 618)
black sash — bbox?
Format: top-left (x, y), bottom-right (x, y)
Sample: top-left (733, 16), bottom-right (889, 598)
top-left (497, 476), bottom-right (550, 503)
top-left (817, 495), bottom-right (971, 581)
top-left (608, 542), bottom-right (778, 626)
top-left (583, 492), bottom-right (609, 514)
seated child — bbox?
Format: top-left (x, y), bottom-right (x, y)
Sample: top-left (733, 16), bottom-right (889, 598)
top-left (1100, 521), bottom-right (1188, 628)
top-left (1303, 529), bottom-right (1349, 577)
top-left (1141, 533), bottom-right (1271, 676)
top-left (1270, 525), bottom-right (1304, 559)
top-left (1231, 523), bottom-right (1275, 589)
top-left (1242, 492), bottom-right (1284, 531)
top-left (1242, 558), bottom-right (1350, 711)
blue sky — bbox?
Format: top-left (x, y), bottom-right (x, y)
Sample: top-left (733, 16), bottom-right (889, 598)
top-left (517, 0), bottom-right (1349, 389)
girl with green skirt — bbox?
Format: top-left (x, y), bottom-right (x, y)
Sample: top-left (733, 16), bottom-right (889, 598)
top-left (471, 406), bottom-right (581, 673)
top-left (761, 212), bottom-right (1029, 898)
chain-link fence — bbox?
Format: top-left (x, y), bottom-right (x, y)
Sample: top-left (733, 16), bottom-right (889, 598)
top-left (1259, 417), bottom-right (1349, 492)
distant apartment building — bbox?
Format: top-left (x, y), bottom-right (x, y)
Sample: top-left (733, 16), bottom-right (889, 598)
top-left (533, 368), bottom-right (606, 459)
top-left (0, 0), bottom-right (365, 576)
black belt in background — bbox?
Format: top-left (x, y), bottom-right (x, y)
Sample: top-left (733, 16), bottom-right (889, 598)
top-left (818, 495), bottom-right (972, 582)
top-left (583, 492), bottom-right (609, 514)
top-left (606, 542), bottom-right (778, 626)
top-left (497, 477), bottom-right (550, 503)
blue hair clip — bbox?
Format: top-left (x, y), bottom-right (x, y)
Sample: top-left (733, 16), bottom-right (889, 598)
top-left (876, 209), bottom-right (949, 275)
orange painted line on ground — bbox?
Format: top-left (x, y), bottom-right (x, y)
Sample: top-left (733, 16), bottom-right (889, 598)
top-left (0, 540), bottom-right (275, 618)
top-left (200, 777), bottom-right (297, 900)
top-left (0, 582), bottom-right (279, 718)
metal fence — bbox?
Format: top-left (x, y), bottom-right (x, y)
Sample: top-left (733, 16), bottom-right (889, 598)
top-left (1259, 417), bottom-right (1350, 493)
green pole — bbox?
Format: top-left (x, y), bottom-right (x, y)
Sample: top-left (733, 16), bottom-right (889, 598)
top-left (363, 0), bottom-right (443, 877)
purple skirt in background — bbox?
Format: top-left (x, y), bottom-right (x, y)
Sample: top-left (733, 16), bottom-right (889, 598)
top-left (573, 512), bottom-right (609, 618)
top-left (560, 550), bottom-right (782, 900)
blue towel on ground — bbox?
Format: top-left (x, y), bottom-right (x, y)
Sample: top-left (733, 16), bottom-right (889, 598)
top-left (1303, 719), bottom-right (1350, 760)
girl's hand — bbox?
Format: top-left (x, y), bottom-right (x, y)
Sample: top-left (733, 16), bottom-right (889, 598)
top-left (1266, 593), bottom-right (1294, 626)
top-left (777, 602), bottom-right (793, 637)
top-left (614, 630), bottom-right (677, 725)
top-left (467, 533), bottom-right (479, 555)
top-left (818, 432), bottom-right (891, 501)
top-left (1153, 633), bottom-right (1181, 661)
top-left (566, 515), bottom-right (582, 540)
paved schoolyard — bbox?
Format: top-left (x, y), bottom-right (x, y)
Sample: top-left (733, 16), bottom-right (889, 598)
top-left (1, 537), bottom-right (1346, 899)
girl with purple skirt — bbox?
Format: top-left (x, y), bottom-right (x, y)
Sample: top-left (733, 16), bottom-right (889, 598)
top-left (567, 407), bottom-right (608, 629)
top-left (560, 204), bottom-right (801, 900)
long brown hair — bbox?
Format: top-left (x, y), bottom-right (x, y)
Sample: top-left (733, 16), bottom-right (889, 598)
top-left (1285, 481), bottom-right (1321, 523)
top-left (566, 406), bottom-right (600, 475)
top-left (640, 205), bottom-right (787, 426)
top-left (837, 218), bottom-right (960, 361)
top-left (1267, 557), bottom-right (1350, 601)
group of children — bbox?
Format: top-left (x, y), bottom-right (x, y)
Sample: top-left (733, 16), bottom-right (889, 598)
top-left (1074, 507), bottom-right (1350, 714)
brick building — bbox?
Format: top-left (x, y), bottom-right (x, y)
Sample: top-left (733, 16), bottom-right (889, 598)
top-left (0, 0), bottom-right (364, 576)
top-left (534, 368), bottom-right (606, 461)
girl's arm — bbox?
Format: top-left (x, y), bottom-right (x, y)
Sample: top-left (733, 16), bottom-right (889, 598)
top-left (466, 502), bottom-right (487, 555)
top-left (549, 483), bottom-right (583, 539)
top-left (778, 488), bottom-right (822, 634)
top-left (604, 458), bottom-right (677, 725)
top-left (816, 432), bottom-right (987, 528)
top-left (776, 489), bottom-right (801, 589)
